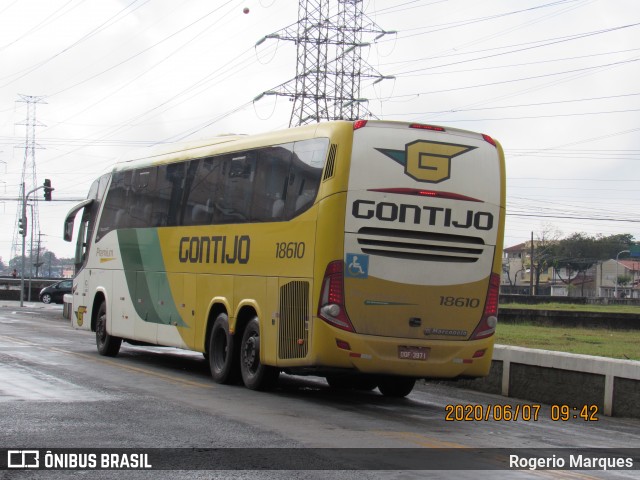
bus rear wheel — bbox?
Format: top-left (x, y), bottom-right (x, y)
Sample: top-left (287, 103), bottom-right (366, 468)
top-left (209, 313), bottom-right (238, 384)
top-left (95, 301), bottom-right (121, 357)
top-left (239, 317), bottom-right (278, 391)
top-left (377, 376), bottom-right (415, 398)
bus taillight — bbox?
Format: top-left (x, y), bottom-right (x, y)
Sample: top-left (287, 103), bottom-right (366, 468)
top-left (482, 134), bottom-right (497, 147)
top-left (318, 260), bottom-right (355, 332)
top-left (368, 187), bottom-right (482, 202)
top-left (470, 273), bottom-right (500, 340)
top-left (409, 123), bottom-right (445, 132)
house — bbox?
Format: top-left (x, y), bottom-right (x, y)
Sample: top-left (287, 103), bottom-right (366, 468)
top-left (502, 242), bottom-right (526, 285)
top-left (501, 241), bottom-right (562, 295)
top-left (598, 258), bottom-right (640, 298)
top-left (501, 240), bottom-right (600, 297)
top-left (502, 238), bottom-right (640, 298)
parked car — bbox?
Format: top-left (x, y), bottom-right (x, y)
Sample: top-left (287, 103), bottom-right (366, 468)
top-left (40, 280), bottom-right (72, 304)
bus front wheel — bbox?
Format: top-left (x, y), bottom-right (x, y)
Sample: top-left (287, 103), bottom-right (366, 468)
top-left (377, 376), bottom-right (415, 398)
top-left (95, 301), bottom-right (121, 357)
top-left (239, 317), bottom-right (278, 391)
top-left (209, 313), bottom-right (238, 384)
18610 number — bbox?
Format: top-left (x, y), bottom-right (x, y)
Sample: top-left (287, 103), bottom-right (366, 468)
top-left (275, 242), bottom-right (306, 259)
top-left (440, 296), bottom-right (480, 308)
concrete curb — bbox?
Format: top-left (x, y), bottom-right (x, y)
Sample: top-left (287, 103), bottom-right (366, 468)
top-left (443, 345), bottom-right (640, 418)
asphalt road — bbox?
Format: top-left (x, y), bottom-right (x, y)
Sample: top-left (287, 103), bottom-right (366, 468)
top-left (1, 302), bottom-right (639, 479)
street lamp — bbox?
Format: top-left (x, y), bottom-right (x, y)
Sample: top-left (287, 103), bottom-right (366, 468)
top-left (615, 250), bottom-right (630, 298)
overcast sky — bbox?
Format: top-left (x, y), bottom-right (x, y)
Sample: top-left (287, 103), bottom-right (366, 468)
top-left (0, 0), bottom-right (638, 266)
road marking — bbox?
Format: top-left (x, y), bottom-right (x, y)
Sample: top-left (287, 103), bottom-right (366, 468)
top-left (0, 335), bottom-right (38, 347)
top-left (373, 430), bottom-right (466, 448)
top-left (47, 346), bottom-right (213, 390)
top-left (1, 333), bottom-right (212, 389)
top-left (0, 364), bottom-right (110, 402)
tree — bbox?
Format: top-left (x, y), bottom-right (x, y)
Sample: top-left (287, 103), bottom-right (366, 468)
top-left (617, 275), bottom-right (632, 287)
top-left (549, 233), bottom-right (599, 296)
top-left (549, 233), bottom-right (636, 296)
top-left (530, 225), bottom-right (562, 295)
top-left (8, 249), bottom-right (70, 278)
top-left (595, 233), bottom-right (634, 259)
top-left (41, 250), bottom-right (58, 278)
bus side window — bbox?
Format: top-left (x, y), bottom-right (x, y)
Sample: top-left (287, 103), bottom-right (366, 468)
top-left (96, 171), bottom-right (128, 241)
top-left (283, 138), bottom-right (327, 219)
top-left (251, 144), bottom-right (293, 222)
top-left (129, 168), bottom-right (156, 229)
top-left (155, 163), bottom-right (186, 227)
top-left (218, 153), bottom-right (256, 223)
top-left (183, 157), bottom-right (221, 226)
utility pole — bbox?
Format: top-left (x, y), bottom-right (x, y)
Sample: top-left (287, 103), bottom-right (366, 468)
top-left (28, 202), bottom-right (34, 301)
top-left (530, 231), bottom-right (535, 296)
top-left (35, 232), bottom-right (43, 279)
top-left (615, 250), bottom-right (630, 298)
top-left (255, 0), bottom-right (395, 127)
top-left (19, 182), bottom-right (53, 306)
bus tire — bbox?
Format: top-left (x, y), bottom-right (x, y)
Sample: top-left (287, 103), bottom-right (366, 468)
top-left (377, 377), bottom-right (415, 398)
top-left (95, 301), bottom-right (121, 357)
top-left (325, 375), bottom-right (351, 389)
top-left (351, 375), bottom-right (378, 391)
top-left (239, 317), bottom-right (278, 391)
top-left (209, 313), bottom-right (238, 384)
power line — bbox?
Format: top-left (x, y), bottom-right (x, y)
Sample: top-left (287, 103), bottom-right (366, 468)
top-left (507, 213), bottom-right (640, 223)
top-left (386, 22), bottom-right (640, 75)
top-left (46, 0), bottom-right (235, 98)
top-left (0, 0), bottom-right (151, 88)
top-left (0, 0), bottom-right (84, 54)
top-left (376, 58), bottom-right (640, 100)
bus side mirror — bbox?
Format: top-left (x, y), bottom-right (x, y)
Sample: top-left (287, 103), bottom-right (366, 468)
top-left (64, 217), bottom-right (74, 242)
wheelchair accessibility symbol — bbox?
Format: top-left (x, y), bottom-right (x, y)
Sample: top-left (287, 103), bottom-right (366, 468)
top-left (345, 253), bottom-right (369, 279)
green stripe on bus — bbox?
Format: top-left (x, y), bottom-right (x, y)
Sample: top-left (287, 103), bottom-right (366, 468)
top-left (118, 229), bottom-right (188, 327)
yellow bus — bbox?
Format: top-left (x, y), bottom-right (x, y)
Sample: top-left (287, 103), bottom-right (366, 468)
top-left (64, 120), bottom-right (505, 397)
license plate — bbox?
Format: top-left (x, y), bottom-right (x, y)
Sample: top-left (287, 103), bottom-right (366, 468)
top-left (398, 345), bottom-right (429, 361)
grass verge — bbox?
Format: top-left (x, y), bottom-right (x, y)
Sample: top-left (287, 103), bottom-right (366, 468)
top-left (495, 322), bottom-right (639, 361)
top-left (500, 302), bottom-right (640, 314)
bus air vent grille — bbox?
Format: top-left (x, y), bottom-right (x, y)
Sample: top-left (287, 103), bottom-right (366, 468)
top-left (356, 227), bottom-right (484, 263)
top-left (278, 281), bottom-right (310, 359)
top-left (322, 144), bottom-right (337, 181)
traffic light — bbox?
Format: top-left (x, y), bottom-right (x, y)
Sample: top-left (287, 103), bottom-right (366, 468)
top-left (18, 215), bottom-right (27, 237)
top-left (43, 178), bottom-right (53, 201)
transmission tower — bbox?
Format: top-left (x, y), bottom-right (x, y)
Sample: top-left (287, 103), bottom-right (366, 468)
top-left (11, 94), bottom-right (46, 267)
top-left (255, 0), bottom-right (394, 127)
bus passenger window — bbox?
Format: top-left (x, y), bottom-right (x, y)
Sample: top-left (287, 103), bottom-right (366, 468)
top-left (251, 144), bottom-right (293, 222)
top-left (219, 153), bottom-right (256, 223)
top-left (283, 138), bottom-right (327, 219)
top-left (183, 157), bottom-right (223, 226)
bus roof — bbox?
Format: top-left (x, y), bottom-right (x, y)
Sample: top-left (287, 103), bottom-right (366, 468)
top-left (110, 120), bottom-right (495, 172)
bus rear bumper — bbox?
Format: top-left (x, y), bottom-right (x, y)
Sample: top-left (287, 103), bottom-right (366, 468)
top-left (311, 320), bottom-right (494, 379)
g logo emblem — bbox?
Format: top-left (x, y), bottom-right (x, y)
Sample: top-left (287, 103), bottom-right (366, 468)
top-left (406, 141), bottom-right (475, 183)
top-left (377, 141), bottom-right (476, 183)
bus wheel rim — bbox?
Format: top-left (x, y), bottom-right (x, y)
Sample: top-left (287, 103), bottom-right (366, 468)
top-left (243, 335), bottom-right (259, 373)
